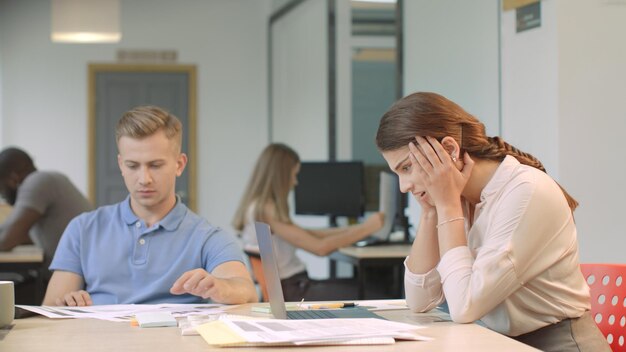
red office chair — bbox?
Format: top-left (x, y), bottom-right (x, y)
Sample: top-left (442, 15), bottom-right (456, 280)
top-left (580, 263), bottom-right (626, 351)
top-left (244, 249), bottom-right (269, 302)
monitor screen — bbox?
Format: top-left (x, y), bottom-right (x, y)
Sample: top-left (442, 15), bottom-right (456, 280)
top-left (294, 161), bottom-right (364, 217)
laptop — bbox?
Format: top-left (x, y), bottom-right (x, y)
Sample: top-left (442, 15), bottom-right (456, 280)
top-left (254, 222), bottom-right (383, 320)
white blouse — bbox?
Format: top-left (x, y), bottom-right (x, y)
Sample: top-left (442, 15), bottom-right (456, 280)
top-left (240, 202), bottom-right (306, 280)
top-left (404, 156), bottom-right (590, 336)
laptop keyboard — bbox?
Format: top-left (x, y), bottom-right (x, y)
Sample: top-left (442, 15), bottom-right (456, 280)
top-left (287, 310), bottom-right (338, 319)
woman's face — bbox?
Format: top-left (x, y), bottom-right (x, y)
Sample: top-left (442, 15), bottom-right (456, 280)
top-left (290, 162), bottom-right (300, 189)
top-left (382, 146), bottom-right (434, 206)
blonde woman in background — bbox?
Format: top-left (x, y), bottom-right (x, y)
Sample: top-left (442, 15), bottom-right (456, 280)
top-left (233, 143), bottom-right (384, 301)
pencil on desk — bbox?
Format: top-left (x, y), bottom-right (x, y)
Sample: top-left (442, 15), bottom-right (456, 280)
top-left (309, 302), bottom-right (356, 309)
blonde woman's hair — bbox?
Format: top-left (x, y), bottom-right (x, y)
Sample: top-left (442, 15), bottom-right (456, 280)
top-left (116, 105), bottom-right (183, 152)
top-left (376, 92), bottom-right (578, 212)
top-left (232, 143), bottom-right (300, 232)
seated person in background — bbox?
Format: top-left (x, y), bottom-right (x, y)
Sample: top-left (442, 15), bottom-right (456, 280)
top-left (375, 92), bottom-right (609, 352)
top-left (44, 106), bottom-right (257, 306)
top-left (232, 143), bottom-right (384, 301)
top-left (0, 147), bottom-right (93, 280)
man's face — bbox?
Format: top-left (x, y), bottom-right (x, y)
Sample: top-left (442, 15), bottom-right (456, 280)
top-left (117, 130), bottom-right (187, 216)
top-left (0, 175), bottom-right (19, 206)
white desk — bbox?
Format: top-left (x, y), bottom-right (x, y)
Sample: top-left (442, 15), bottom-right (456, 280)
top-left (1, 304), bottom-right (539, 351)
top-left (0, 245), bottom-right (45, 303)
top-left (338, 244), bottom-right (411, 259)
top-left (0, 245), bottom-right (44, 264)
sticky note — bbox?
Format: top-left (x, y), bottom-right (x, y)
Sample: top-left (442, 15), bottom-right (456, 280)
top-left (135, 312), bottom-right (177, 328)
top-left (196, 321), bottom-right (247, 346)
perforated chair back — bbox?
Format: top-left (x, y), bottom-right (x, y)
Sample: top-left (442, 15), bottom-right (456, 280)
top-left (580, 263), bottom-right (626, 351)
top-left (245, 249), bottom-right (269, 302)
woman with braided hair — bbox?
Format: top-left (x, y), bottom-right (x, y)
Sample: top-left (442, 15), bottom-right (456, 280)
top-left (376, 92), bottom-right (608, 351)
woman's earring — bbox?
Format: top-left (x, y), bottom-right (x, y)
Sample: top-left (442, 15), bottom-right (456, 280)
top-left (451, 154), bottom-right (457, 162)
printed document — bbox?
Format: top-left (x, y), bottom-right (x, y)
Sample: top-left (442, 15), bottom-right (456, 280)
top-left (197, 316), bottom-right (432, 347)
top-left (16, 303), bottom-right (229, 322)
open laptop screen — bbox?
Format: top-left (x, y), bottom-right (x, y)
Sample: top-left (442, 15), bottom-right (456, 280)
top-left (254, 222), bottom-right (384, 320)
top-left (254, 222), bottom-right (289, 319)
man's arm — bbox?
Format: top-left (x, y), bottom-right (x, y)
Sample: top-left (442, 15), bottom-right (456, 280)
top-left (42, 271), bottom-right (91, 306)
top-left (170, 261), bottom-right (258, 304)
top-left (0, 207), bottom-right (41, 251)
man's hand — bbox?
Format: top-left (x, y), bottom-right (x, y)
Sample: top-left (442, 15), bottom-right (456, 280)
top-left (43, 271), bottom-right (87, 306)
top-left (170, 263), bottom-right (257, 304)
top-left (170, 269), bottom-right (220, 299)
top-left (55, 290), bottom-right (93, 306)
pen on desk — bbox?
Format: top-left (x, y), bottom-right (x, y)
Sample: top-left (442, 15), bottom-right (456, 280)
top-left (309, 302), bottom-right (356, 309)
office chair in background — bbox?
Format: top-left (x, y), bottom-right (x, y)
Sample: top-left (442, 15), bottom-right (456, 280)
top-left (244, 249), bottom-right (269, 302)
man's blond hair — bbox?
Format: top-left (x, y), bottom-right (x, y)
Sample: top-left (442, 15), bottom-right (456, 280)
top-left (115, 106), bottom-right (183, 151)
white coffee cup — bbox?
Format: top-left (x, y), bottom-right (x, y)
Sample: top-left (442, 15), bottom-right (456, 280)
top-left (0, 281), bottom-right (15, 327)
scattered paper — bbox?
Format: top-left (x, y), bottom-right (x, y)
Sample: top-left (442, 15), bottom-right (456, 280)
top-left (351, 299), bottom-right (408, 311)
top-left (197, 316), bottom-right (432, 347)
top-left (179, 314), bottom-right (257, 336)
top-left (16, 303), bottom-right (229, 322)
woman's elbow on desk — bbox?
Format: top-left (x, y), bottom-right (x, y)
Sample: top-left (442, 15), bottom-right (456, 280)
top-left (447, 303), bottom-right (485, 324)
top-left (406, 294), bottom-right (444, 314)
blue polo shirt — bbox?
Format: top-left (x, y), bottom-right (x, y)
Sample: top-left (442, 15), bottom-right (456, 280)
top-left (50, 196), bottom-right (244, 304)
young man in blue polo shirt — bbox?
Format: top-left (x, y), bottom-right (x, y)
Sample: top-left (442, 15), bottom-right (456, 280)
top-left (43, 106), bottom-right (257, 306)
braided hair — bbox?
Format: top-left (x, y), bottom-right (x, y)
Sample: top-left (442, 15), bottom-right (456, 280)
top-left (375, 92), bottom-right (578, 211)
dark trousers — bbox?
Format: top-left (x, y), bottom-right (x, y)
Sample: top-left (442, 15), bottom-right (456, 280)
top-left (512, 311), bottom-right (611, 352)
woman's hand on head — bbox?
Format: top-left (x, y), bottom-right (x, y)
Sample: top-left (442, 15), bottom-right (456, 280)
top-left (409, 136), bottom-right (474, 209)
top-left (404, 145), bottom-right (437, 215)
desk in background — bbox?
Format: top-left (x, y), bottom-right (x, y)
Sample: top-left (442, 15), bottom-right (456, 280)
top-left (330, 244), bottom-right (411, 299)
top-left (0, 245), bottom-right (45, 303)
top-left (1, 303), bottom-right (538, 351)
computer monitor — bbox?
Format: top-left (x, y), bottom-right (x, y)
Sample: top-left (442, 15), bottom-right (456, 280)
top-left (364, 166), bottom-right (410, 242)
top-left (369, 171), bottom-right (398, 242)
top-left (294, 161), bottom-right (364, 218)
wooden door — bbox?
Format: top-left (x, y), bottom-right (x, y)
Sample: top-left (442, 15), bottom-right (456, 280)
top-left (88, 64), bottom-right (196, 210)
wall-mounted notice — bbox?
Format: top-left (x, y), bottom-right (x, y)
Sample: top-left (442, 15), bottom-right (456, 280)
top-left (516, 2), bottom-right (541, 33)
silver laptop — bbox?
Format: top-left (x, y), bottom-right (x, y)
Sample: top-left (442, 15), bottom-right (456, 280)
top-left (254, 222), bottom-right (383, 320)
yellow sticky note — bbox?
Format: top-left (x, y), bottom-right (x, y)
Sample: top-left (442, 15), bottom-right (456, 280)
top-left (196, 321), bottom-right (247, 346)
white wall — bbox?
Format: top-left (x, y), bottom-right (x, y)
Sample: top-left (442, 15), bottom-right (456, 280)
top-left (404, 0), bottom-right (501, 136)
top-left (500, 1), bottom-right (559, 175)
top-left (502, 0), bottom-right (626, 262)
top-left (556, 0), bottom-right (626, 262)
top-left (403, 0), bottom-right (501, 233)
top-left (271, 0), bottom-right (328, 161)
top-left (0, 0), bottom-right (271, 234)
